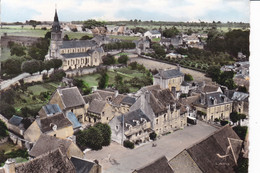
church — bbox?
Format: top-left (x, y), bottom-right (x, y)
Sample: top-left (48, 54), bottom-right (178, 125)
top-left (45, 9), bottom-right (105, 71)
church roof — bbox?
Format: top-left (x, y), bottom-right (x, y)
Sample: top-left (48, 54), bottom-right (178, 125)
top-left (59, 40), bottom-right (97, 49)
top-left (62, 52), bottom-right (91, 59)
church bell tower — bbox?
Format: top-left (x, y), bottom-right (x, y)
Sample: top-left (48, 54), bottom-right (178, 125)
top-left (49, 8), bottom-right (62, 58)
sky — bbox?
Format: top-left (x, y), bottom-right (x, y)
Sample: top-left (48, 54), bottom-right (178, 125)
top-left (1, 0), bottom-right (250, 23)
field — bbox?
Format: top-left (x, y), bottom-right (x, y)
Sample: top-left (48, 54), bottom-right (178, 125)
top-left (77, 67), bottom-right (145, 92)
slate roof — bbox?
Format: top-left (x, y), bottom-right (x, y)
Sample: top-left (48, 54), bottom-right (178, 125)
top-left (118, 109), bottom-right (150, 130)
top-left (37, 113), bottom-right (72, 133)
top-left (169, 150), bottom-right (202, 173)
top-left (111, 94), bottom-right (127, 106)
top-left (62, 52), bottom-right (91, 59)
top-left (83, 92), bottom-right (103, 104)
top-left (16, 149), bottom-right (75, 173)
top-left (185, 125), bottom-right (243, 173)
top-left (42, 104), bottom-right (62, 116)
top-left (66, 112), bottom-right (81, 129)
top-left (121, 96), bottom-right (136, 106)
top-left (29, 134), bottom-right (73, 158)
top-left (150, 88), bottom-right (176, 106)
top-left (149, 30), bottom-right (161, 35)
top-left (231, 91), bottom-right (249, 101)
top-left (134, 156), bottom-right (174, 173)
top-left (8, 115), bottom-right (23, 126)
top-left (94, 90), bottom-right (115, 100)
top-left (87, 99), bottom-right (106, 114)
top-left (71, 157), bottom-right (96, 173)
top-left (58, 87), bottom-right (86, 109)
top-left (202, 85), bottom-right (220, 93)
top-left (194, 92), bottom-right (232, 108)
top-left (154, 69), bottom-right (184, 79)
top-left (59, 40), bottom-right (97, 49)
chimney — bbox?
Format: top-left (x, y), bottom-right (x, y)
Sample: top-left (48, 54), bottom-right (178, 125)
top-left (4, 159), bottom-right (16, 173)
top-left (177, 64), bottom-right (180, 71)
top-left (201, 93), bottom-right (205, 104)
top-left (145, 91), bottom-right (150, 104)
top-left (171, 87), bottom-right (176, 97)
top-left (114, 90), bottom-right (119, 97)
top-left (159, 69), bottom-right (164, 77)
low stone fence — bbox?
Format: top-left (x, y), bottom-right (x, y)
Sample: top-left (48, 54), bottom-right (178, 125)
top-left (66, 67), bottom-right (97, 78)
top-left (23, 74), bottom-right (43, 83)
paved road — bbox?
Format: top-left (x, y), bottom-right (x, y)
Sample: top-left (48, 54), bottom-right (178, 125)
top-left (129, 57), bottom-right (212, 83)
top-left (85, 121), bottom-right (217, 173)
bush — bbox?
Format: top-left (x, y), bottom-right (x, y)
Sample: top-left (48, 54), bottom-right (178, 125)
top-left (76, 127), bottom-right (103, 150)
top-left (233, 126), bottom-right (247, 140)
top-left (184, 73), bottom-right (193, 82)
top-left (0, 120), bottom-right (8, 139)
top-left (123, 140), bottom-right (135, 149)
top-left (49, 69), bottom-right (66, 82)
top-left (0, 102), bottom-right (16, 119)
top-left (149, 132), bottom-right (157, 141)
top-left (102, 54), bottom-right (116, 65)
top-left (220, 120), bottom-right (229, 126)
top-left (118, 55), bottom-right (129, 65)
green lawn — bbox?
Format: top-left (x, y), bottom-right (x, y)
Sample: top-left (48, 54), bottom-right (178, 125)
top-left (76, 67), bottom-right (146, 92)
top-left (0, 141), bottom-right (20, 154)
top-left (109, 35), bottom-right (140, 41)
top-left (27, 82), bottom-right (59, 95)
top-left (65, 32), bottom-right (93, 39)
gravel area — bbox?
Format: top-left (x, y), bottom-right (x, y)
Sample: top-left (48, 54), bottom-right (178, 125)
top-left (85, 121), bottom-right (217, 173)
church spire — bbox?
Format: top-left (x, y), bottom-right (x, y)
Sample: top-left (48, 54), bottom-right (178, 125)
top-left (52, 6), bottom-right (61, 33)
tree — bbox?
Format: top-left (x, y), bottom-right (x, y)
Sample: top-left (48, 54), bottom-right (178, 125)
top-left (162, 27), bottom-right (180, 38)
top-left (76, 127), bottom-right (103, 150)
top-left (37, 60), bottom-right (45, 74)
top-left (63, 34), bottom-right (70, 41)
top-left (44, 31), bottom-right (51, 40)
top-left (82, 19), bottom-right (105, 29)
top-left (28, 20), bottom-right (41, 29)
top-left (3, 57), bottom-right (25, 75)
top-left (49, 69), bottom-right (66, 82)
top-left (230, 112), bottom-right (239, 124)
top-left (102, 55), bottom-right (116, 65)
top-left (233, 126), bottom-right (247, 140)
top-left (94, 123), bottom-right (111, 146)
top-left (73, 79), bottom-right (92, 95)
top-left (98, 72), bottom-right (109, 89)
top-left (0, 102), bottom-right (16, 120)
top-left (206, 65), bottom-right (221, 82)
top-left (184, 73), bottom-right (193, 82)
top-left (0, 120), bottom-right (8, 139)
top-left (51, 59), bottom-right (63, 70)
top-left (118, 55), bottom-right (129, 65)
top-left (21, 60), bottom-right (40, 75)
top-left (10, 44), bottom-right (26, 57)
top-left (44, 60), bottom-right (55, 73)
top-left (80, 35), bottom-right (92, 40)
top-left (151, 43), bottom-right (166, 57)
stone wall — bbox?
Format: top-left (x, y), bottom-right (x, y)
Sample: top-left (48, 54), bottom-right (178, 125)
top-left (1, 35), bottom-right (39, 47)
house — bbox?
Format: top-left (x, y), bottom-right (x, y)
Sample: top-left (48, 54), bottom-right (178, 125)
top-left (91, 27), bottom-right (107, 36)
top-left (133, 37), bottom-right (151, 53)
top-left (183, 34), bottom-right (200, 45)
top-left (193, 92), bottom-right (233, 122)
top-left (29, 134), bottom-right (83, 158)
top-left (92, 35), bottom-right (120, 47)
top-left (49, 87), bottom-right (88, 123)
top-left (0, 149), bottom-right (76, 173)
top-left (133, 156), bottom-right (174, 173)
top-left (166, 53), bottom-right (183, 59)
top-left (7, 115), bottom-right (26, 136)
top-left (109, 109), bottom-right (152, 145)
top-left (168, 125), bottom-right (243, 173)
top-left (38, 104), bottom-right (62, 118)
top-left (160, 37), bottom-right (171, 47)
top-left (71, 157), bottom-right (102, 173)
top-left (131, 85), bottom-right (187, 136)
top-left (171, 35), bottom-right (183, 48)
top-left (153, 67), bottom-right (184, 92)
top-left (24, 113), bottom-right (74, 143)
top-left (180, 95), bottom-right (200, 118)
top-left (144, 30), bottom-right (161, 39)
top-left (225, 90), bottom-right (249, 117)
top-left (87, 99), bottom-right (114, 124)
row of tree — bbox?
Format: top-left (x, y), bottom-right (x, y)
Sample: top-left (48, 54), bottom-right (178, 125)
top-left (103, 42), bottom-right (136, 51)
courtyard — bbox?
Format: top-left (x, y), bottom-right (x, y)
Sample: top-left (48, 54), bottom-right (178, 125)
top-left (85, 121), bottom-right (218, 173)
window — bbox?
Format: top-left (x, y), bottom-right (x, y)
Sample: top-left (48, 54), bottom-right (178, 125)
top-left (107, 117), bottom-right (109, 121)
top-left (156, 119), bottom-right (159, 124)
top-left (115, 125), bottom-right (119, 131)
